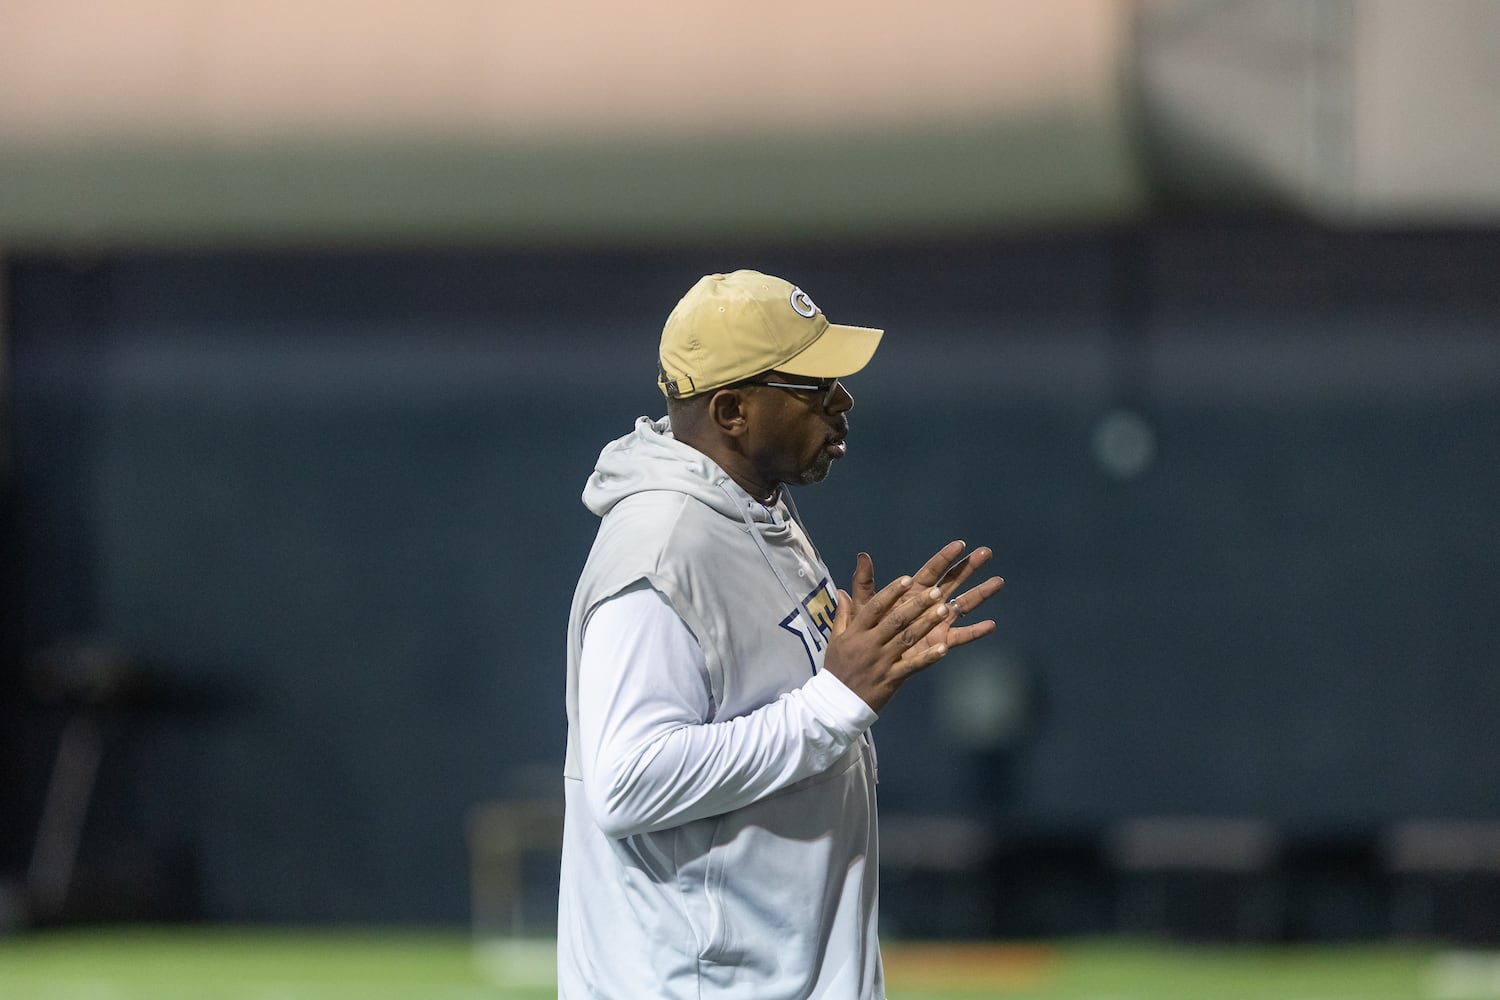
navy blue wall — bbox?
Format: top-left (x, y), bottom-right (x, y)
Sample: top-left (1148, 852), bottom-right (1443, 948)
top-left (4, 225), bottom-right (1499, 924)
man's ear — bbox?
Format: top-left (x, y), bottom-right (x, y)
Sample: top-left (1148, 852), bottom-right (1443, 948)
top-left (708, 388), bottom-right (750, 438)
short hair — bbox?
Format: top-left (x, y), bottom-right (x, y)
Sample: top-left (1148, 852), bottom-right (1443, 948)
top-left (666, 391), bottom-right (713, 436)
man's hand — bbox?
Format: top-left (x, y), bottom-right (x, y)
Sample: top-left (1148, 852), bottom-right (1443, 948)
top-left (823, 540), bottom-right (1005, 712)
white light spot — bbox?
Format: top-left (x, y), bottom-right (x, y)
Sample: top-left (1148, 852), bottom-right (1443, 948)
top-left (934, 648), bottom-right (1029, 750)
top-left (1093, 408), bottom-right (1156, 480)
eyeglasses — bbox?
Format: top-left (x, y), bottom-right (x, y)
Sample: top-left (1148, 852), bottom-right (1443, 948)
top-left (737, 375), bottom-right (848, 410)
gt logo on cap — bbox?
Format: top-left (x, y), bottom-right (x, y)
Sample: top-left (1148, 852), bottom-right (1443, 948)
top-left (789, 287), bottom-right (818, 319)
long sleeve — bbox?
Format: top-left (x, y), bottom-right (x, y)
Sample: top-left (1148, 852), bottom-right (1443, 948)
top-left (577, 583), bottom-right (876, 839)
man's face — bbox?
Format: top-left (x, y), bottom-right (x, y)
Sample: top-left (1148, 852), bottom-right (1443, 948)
top-left (741, 373), bottom-right (854, 490)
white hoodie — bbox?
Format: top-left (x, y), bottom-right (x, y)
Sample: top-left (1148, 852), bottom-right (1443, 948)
top-left (558, 416), bottom-right (885, 999)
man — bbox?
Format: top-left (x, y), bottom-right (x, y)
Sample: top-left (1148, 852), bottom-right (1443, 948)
top-left (559, 269), bottom-right (1004, 998)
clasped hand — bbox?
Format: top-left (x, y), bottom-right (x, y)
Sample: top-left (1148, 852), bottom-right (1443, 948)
top-left (822, 540), bottom-right (1005, 713)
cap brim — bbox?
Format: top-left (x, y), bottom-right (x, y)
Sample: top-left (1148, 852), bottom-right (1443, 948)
top-left (777, 323), bottom-right (883, 380)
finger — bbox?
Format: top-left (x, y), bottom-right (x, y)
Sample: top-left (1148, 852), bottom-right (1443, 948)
top-left (942, 618), bottom-right (998, 648)
top-left (946, 575), bottom-right (1005, 617)
top-left (894, 615), bottom-right (961, 673)
top-left (910, 540), bottom-right (968, 589)
top-left (854, 574), bottom-right (917, 628)
top-left (908, 561), bottom-right (994, 622)
top-left (832, 588), bottom-right (853, 638)
top-left (936, 547), bottom-right (993, 596)
top-left (880, 586), bottom-right (953, 648)
top-left (895, 642), bottom-right (951, 679)
top-left (851, 552), bottom-right (876, 609)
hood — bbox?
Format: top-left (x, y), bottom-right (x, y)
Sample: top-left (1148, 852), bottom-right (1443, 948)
top-left (583, 415), bottom-right (776, 526)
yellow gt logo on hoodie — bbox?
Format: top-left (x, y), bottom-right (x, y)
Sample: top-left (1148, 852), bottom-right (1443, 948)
top-left (779, 578), bottom-right (837, 672)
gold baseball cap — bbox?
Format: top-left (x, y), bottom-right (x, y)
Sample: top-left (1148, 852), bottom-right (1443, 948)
top-left (657, 270), bottom-right (883, 398)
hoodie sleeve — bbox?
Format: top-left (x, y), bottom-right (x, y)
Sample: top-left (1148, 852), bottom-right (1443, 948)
top-left (577, 583), bottom-right (876, 839)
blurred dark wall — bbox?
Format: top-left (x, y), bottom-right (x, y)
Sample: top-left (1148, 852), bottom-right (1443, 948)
top-left (3, 223), bottom-right (1498, 926)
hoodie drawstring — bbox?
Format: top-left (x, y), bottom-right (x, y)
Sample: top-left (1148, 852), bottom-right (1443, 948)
top-left (717, 478), bottom-right (833, 666)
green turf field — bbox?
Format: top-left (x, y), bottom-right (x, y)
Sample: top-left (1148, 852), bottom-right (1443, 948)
top-left (0, 928), bottom-right (1493, 999)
